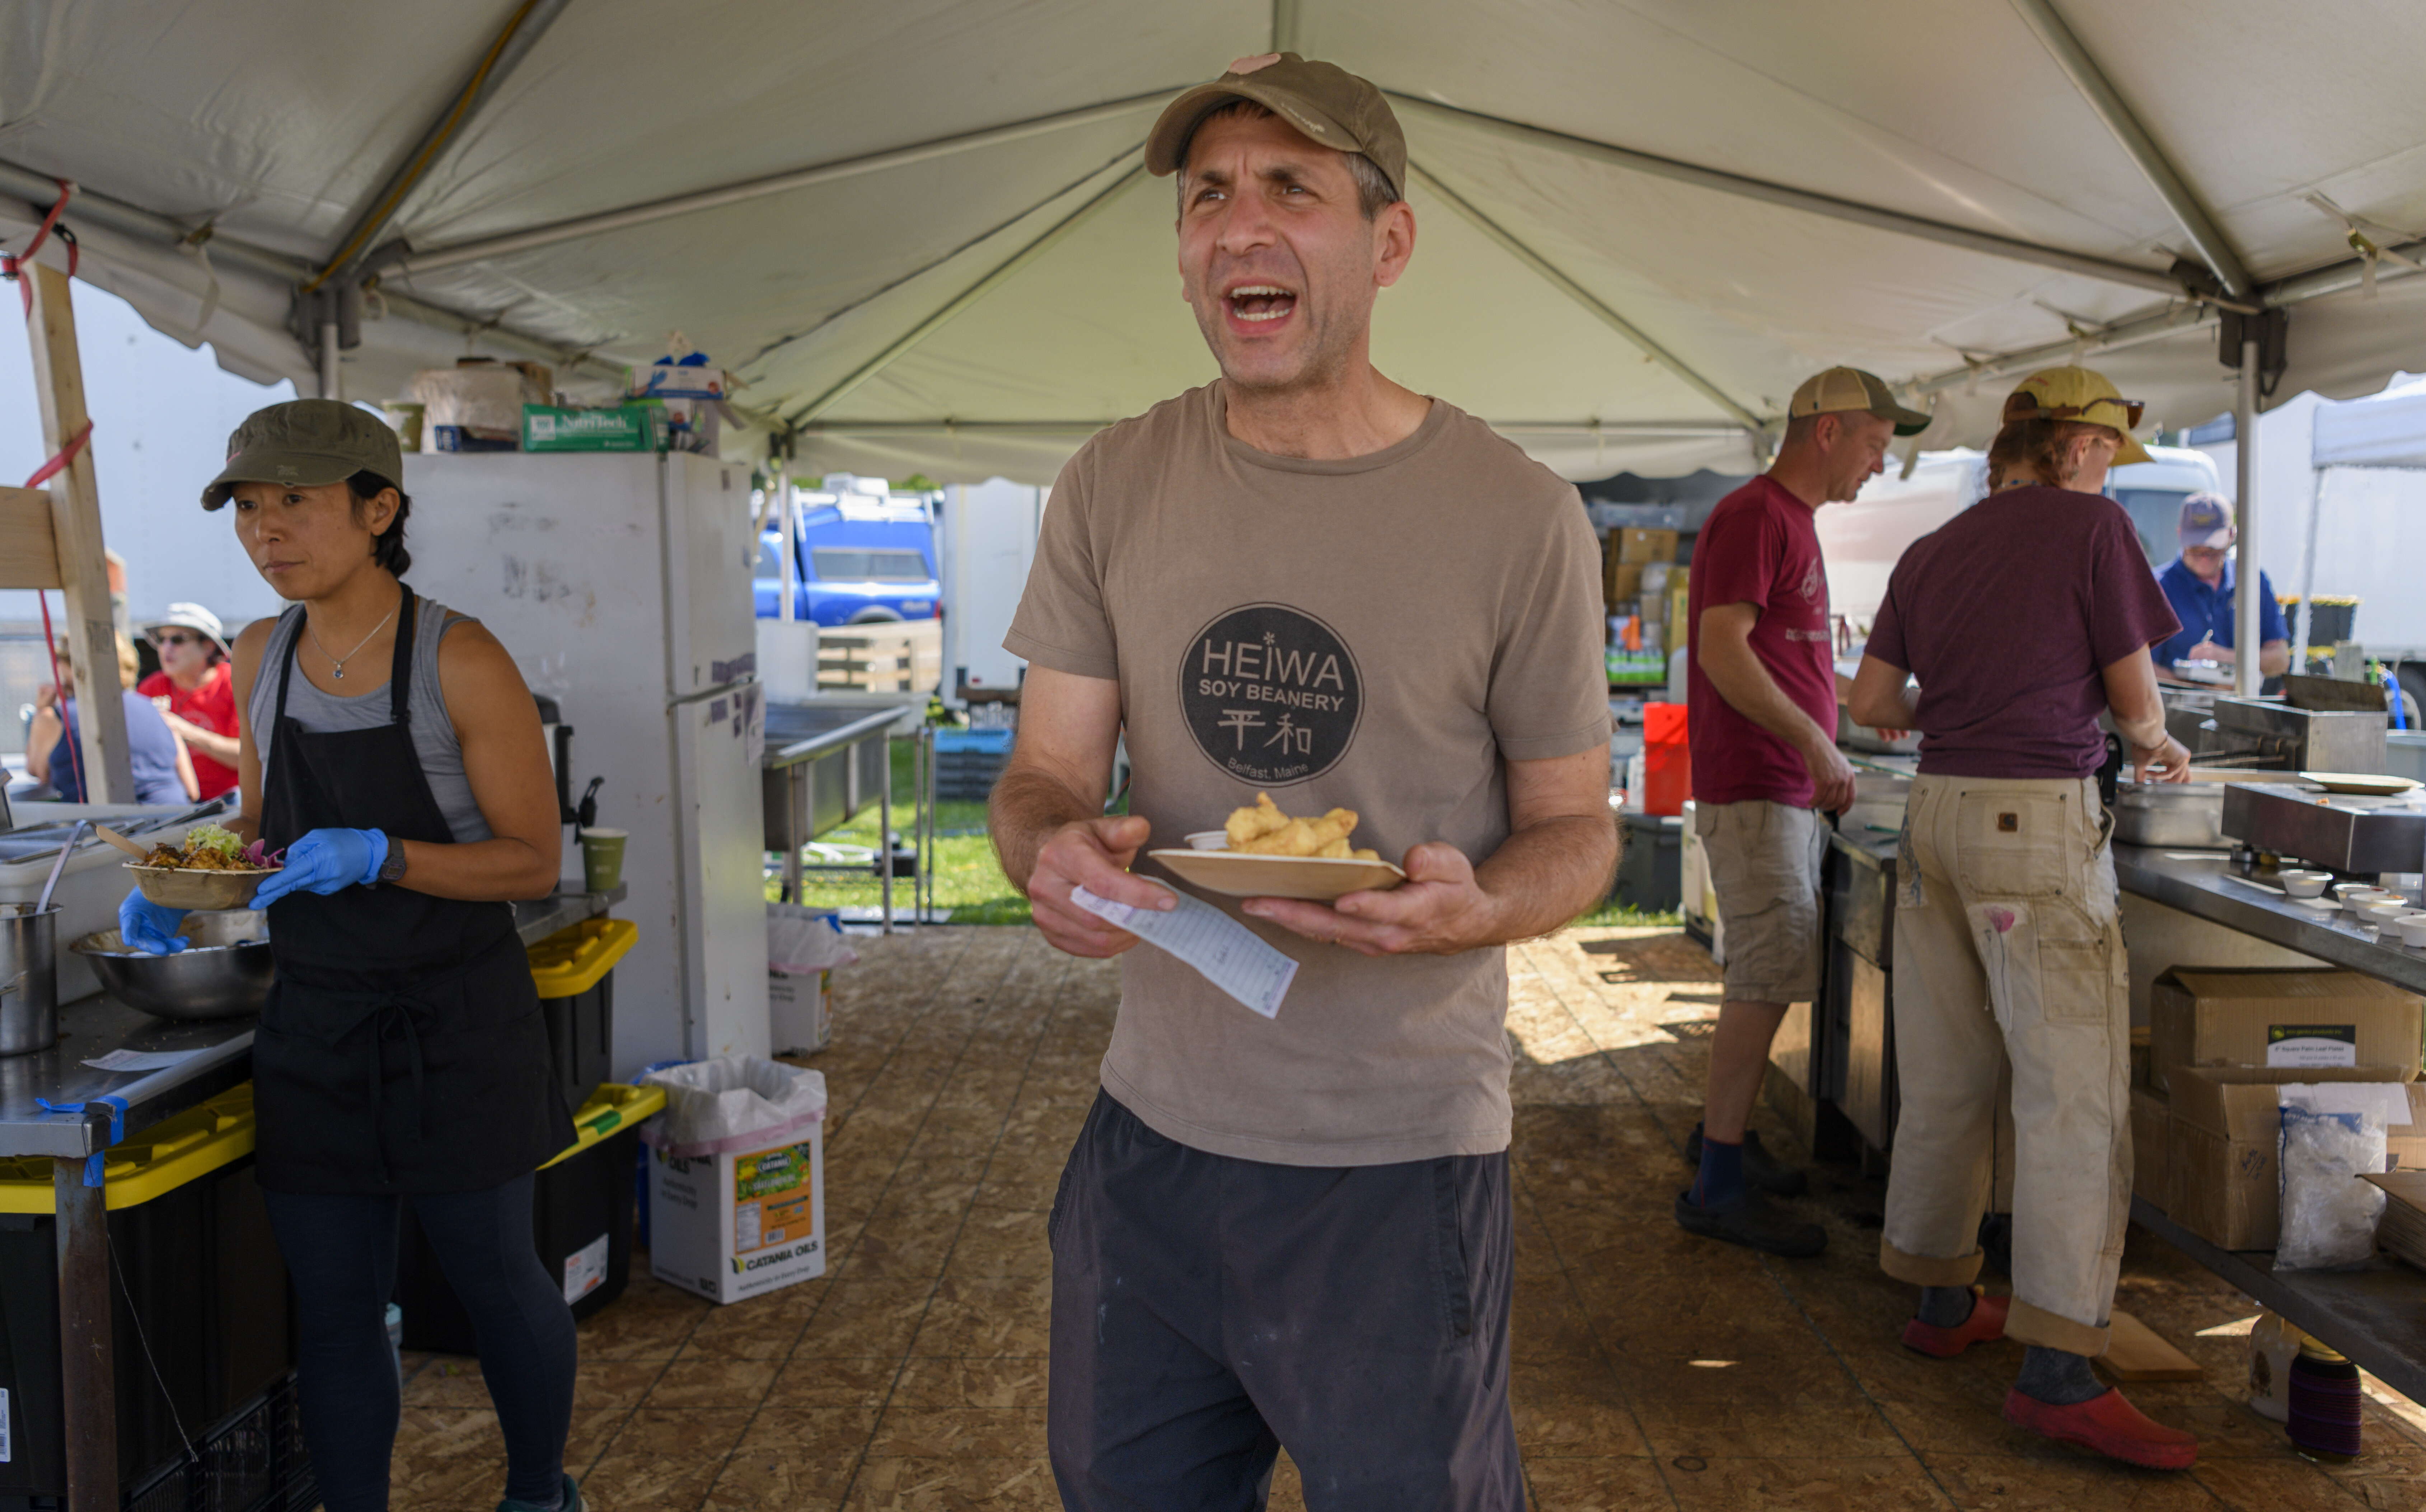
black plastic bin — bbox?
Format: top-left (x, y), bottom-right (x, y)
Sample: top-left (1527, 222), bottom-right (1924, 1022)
top-left (122, 1374), bottom-right (316, 1512)
top-left (1612, 812), bottom-right (1683, 913)
top-left (0, 1085), bottom-right (299, 1504)
top-left (394, 1086), bottom-right (660, 1355)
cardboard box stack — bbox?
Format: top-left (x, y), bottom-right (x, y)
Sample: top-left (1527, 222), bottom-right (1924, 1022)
top-left (2132, 966), bottom-right (2426, 1250)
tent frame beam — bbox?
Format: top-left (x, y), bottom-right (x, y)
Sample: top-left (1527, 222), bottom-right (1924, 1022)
top-left (795, 418), bottom-right (1745, 437)
top-left (1408, 161), bottom-right (1764, 437)
top-left (787, 158), bottom-right (1148, 426)
top-left (2007, 0), bottom-right (2253, 299)
top-left (390, 91), bottom-right (1177, 277)
top-left (1386, 93), bottom-right (2190, 299)
top-left (313, 0), bottom-right (574, 286)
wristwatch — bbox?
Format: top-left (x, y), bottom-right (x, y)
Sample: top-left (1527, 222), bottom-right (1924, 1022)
top-left (375, 843), bottom-right (408, 887)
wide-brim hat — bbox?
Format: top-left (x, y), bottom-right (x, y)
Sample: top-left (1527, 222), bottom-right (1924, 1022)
top-left (2003, 367), bottom-right (2153, 466)
top-left (145, 601), bottom-right (228, 654)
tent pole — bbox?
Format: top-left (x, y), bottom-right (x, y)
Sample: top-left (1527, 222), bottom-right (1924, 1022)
top-left (790, 160), bottom-right (1147, 426)
top-left (2008, 0), bottom-right (2251, 298)
top-left (1271, 0), bottom-right (1299, 52)
top-left (2292, 466), bottom-right (2324, 674)
top-left (2234, 337), bottom-right (2262, 696)
top-left (1407, 162), bottom-right (1764, 435)
top-left (1385, 95), bottom-right (2188, 298)
top-left (318, 320), bottom-right (341, 400)
top-left (779, 464), bottom-right (798, 625)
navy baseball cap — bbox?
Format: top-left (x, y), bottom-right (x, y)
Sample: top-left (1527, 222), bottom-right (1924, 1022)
top-left (2179, 492), bottom-right (2235, 550)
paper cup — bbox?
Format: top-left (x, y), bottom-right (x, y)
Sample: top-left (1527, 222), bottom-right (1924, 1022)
top-left (579, 828), bottom-right (628, 893)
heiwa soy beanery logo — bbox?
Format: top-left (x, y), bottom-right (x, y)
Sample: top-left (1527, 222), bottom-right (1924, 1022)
top-left (1177, 604), bottom-right (1362, 785)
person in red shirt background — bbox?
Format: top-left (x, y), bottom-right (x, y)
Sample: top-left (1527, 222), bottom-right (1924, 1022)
top-left (1676, 367), bottom-right (1927, 1258)
top-left (138, 602), bottom-right (242, 800)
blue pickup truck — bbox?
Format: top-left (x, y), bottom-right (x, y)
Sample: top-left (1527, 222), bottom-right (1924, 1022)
top-left (756, 491), bottom-right (941, 626)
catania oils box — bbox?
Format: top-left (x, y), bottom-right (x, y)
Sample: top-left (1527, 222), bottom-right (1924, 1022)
top-left (647, 1121), bottom-right (826, 1305)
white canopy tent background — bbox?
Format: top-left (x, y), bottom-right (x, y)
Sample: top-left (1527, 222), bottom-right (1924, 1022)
top-left (5, 0), bottom-right (2426, 490)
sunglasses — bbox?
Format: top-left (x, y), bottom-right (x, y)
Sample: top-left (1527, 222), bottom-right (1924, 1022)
top-left (153, 631), bottom-right (201, 647)
top-left (2004, 396), bottom-right (2147, 428)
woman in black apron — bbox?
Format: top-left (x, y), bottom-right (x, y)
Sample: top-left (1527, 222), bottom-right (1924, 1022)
top-left (121, 400), bottom-right (582, 1512)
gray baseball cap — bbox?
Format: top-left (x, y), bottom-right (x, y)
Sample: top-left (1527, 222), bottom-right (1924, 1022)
top-left (203, 398), bottom-right (403, 508)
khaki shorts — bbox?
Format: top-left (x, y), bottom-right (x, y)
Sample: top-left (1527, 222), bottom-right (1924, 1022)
top-left (1697, 800), bottom-right (1827, 1004)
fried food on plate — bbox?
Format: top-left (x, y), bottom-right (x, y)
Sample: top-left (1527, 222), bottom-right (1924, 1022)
top-left (1220, 795), bottom-right (1380, 861)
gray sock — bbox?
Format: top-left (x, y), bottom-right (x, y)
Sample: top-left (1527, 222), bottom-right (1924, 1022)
top-left (1917, 1285), bottom-right (1975, 1328)
top-left (2014, 1344), bottom-right (2105, 1405)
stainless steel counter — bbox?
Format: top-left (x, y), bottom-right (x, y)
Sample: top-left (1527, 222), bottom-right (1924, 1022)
top-left (2111, 844), bottom-right (2426, 995)
top-left (0, 886), bottom-right (626, 1160)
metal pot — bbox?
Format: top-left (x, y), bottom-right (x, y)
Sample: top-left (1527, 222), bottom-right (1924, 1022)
top-left (2111, 781), bottom-right (2228, 849)
top-left (1, 903), bottom-right (60, 1056)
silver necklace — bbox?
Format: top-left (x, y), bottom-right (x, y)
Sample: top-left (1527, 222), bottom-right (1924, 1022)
top-left (307, 605), bottom-right (398, 681)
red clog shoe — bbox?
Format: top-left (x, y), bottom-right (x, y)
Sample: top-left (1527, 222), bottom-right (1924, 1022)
top-left (2003, 1387), bottom-right (2199, 1470)
top-left (1901, 1289), bottom-right (2009, 1358)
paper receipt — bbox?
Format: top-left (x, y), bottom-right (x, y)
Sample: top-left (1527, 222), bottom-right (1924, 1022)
top-left (1070, 882), bottom-right (1298, 1019)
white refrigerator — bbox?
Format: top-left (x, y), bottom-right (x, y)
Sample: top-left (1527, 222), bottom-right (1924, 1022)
top-left (401, 450), bottom-right (769, 1072)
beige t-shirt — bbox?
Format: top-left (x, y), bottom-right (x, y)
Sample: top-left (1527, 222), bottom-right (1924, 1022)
top-left (1005, 381), bottom-right (1610, 1166)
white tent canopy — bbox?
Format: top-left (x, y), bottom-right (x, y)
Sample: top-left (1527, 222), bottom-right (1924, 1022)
top-left (2313, 371), bottom-right (2426, 469)
top-left (8, 0), bottom-right (2426, 485)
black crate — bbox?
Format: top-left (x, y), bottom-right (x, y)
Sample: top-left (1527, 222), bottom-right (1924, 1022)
top-left (393, 1122), bottom-right (641, 1355)
top-left (0, 1161), bottom-right (292, 1500)
top-left (121, 1374), bottom-right (315, 1512)
top-left (1611, 812), bottom-right (1682, 912)
top-left (540, 973), bottom-right (614, 1117)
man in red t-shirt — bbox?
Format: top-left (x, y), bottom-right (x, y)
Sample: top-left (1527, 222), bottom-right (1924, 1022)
top-left (138, 602), bottom-right (240, 800)
top-left (1677, 367), bottom-right (1928, 1257)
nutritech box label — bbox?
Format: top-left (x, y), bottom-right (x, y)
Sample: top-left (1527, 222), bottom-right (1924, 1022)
top-left (523, 403), bottom-right (661, 451)
top-left (734, 1142), bottom-right (816, 1255)
top-left (2267, 1024), bottom-right (2359, 1068)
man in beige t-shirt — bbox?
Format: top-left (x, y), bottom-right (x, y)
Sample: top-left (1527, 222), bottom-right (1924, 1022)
top-left (990, 52), bottom-right (1614, 1512)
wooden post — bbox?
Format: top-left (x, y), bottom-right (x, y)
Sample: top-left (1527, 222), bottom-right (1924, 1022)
top-left (55, 1154), bottom-right (120, 1508)
top-left (23, 262), bottom-right (132, 802)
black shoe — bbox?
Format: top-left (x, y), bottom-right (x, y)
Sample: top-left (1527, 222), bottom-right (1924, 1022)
top-left (1674, 1187), bottom-right (1828, 1258)
top-left (1685, 1122), bottom-right (1810, 1198)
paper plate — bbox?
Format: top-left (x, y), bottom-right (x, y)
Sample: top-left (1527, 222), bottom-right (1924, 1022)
top-left (2301, 771), bottom-right (2423, 796)
top-left (1148, 848), bottom-right (1406, 901)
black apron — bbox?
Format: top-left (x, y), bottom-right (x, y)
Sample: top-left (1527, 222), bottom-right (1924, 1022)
top-left (252, 586), bottom-right (572, 1194)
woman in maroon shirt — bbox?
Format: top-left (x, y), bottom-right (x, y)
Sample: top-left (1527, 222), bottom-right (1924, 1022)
top-left (1850, 367), bottom-right (2195, 1471)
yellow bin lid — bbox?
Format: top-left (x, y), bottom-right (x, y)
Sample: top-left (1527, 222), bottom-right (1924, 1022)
top-left (527, 918), bottom-right (638, 999)
top-left (0, 1083), bottom-right (258, 1215)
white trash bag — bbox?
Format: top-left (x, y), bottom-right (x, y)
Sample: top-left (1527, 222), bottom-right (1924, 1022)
top-left (639, 1054), bottom-right (827, 1160)
top-left (769, 902), bottom-right (857, 974)
top-left (2276, 1101), bottom-right (2387, 1271)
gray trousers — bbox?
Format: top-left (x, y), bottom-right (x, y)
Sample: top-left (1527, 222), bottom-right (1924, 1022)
top-left (1048, 1092), bottom-right (1523, 1512)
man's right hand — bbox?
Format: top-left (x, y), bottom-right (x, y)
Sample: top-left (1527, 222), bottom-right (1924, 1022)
top-left (1026, 815), bottom-right (1173, 958)
top-left (1804, 738), bottom-right (1859, 813)
top-left (2131, 734), bottom-right (2193, 784)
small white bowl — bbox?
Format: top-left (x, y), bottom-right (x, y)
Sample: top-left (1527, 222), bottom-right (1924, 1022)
top-left (2396, 915), bottom-right (2426, 948)
top-left (2334, 880), bottom-right (2385, 903)
top-left (2361, 899), bottom-right (2411, 927)
top-left (2279, 869), bottom-right (2332, 898)
top-left (2342, 888), bottom-right (2398, 916)
top-left (1185, 831), bottom-right (1230, 851)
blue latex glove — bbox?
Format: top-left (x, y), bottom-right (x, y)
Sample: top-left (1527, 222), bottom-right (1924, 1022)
top-left (119, 888), bottom-right (191, 955)
top-left (250, 828), bottom-right (388, 909)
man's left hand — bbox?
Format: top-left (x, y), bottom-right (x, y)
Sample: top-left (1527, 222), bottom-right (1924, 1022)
top-left (2187, 639), bottom-right (2234, 665)
top-left (1241, 842), bottom-right (1500, 957)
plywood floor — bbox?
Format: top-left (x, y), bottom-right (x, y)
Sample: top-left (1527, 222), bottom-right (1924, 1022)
top-left (390, 925), bottom-right (2426, 1509)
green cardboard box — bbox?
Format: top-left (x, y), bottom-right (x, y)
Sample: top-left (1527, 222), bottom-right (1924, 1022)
top-left (522, 404), bottom-right (663, 452)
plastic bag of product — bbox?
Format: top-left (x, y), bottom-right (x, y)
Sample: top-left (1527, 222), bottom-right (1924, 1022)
top-left (2275, 1103), bottom-right (2387, 1271)
top-left (638, 1053), bottom-right (827, 1159)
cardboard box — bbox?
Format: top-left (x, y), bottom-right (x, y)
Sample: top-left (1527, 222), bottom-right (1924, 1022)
top-left (648, 1120), bottom-right (826, 1305)
top-left (2131, 1086), bottom-right (2170, 1208)
top-left (2359, 1170), bottom-right (2426, 1272)
top-left (1604, 556), bottom-right (1644, 607)
top-left (523, 403), bottom-right (664, 452)
top-left (2164, 1063), bottom-right (2413, 1250)
top-left (1618, 527), bottom-right (1678, 564)
top-left (767, 969), bottom-right (833, 1056)
top-left (2148, 968), bottom-right (2422, 1093)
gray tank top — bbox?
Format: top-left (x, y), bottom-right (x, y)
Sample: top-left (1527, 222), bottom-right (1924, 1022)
top-left (250, 595), bottom-right (495, 845)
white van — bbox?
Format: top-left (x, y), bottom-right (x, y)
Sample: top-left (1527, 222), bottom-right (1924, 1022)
top-left (1816, 445), bottom-right (2224, 633)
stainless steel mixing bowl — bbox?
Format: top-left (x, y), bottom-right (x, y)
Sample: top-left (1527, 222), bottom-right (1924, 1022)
top-left (71, 910), bottom-right (273, 1020)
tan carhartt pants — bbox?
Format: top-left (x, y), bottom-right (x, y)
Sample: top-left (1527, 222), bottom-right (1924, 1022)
top-left (1878, 774), bottom-right (2131, 1357)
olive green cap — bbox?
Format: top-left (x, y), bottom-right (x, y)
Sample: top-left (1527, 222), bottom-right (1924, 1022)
top-left (1146, 53), bottom-right (1406, 201)
top-left (202, 398), bottom-right (403, 507)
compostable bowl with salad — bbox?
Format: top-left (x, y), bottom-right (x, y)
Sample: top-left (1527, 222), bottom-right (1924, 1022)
top-left (126, 823), bottom-right (282, 911)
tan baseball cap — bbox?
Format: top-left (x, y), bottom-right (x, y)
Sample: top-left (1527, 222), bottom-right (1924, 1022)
top-left (1146, 53), bottom-right (1406, 201)
top-left (203, 398), bottom-right (404, 508)
top-left (1788, 367), bottom-right (1933, 437)
top-left (2001, 366), bottom-right (2152, 465)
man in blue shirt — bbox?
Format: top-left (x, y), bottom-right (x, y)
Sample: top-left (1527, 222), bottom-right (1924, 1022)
top-left (2152, 493), bottom-right (2290, 680)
